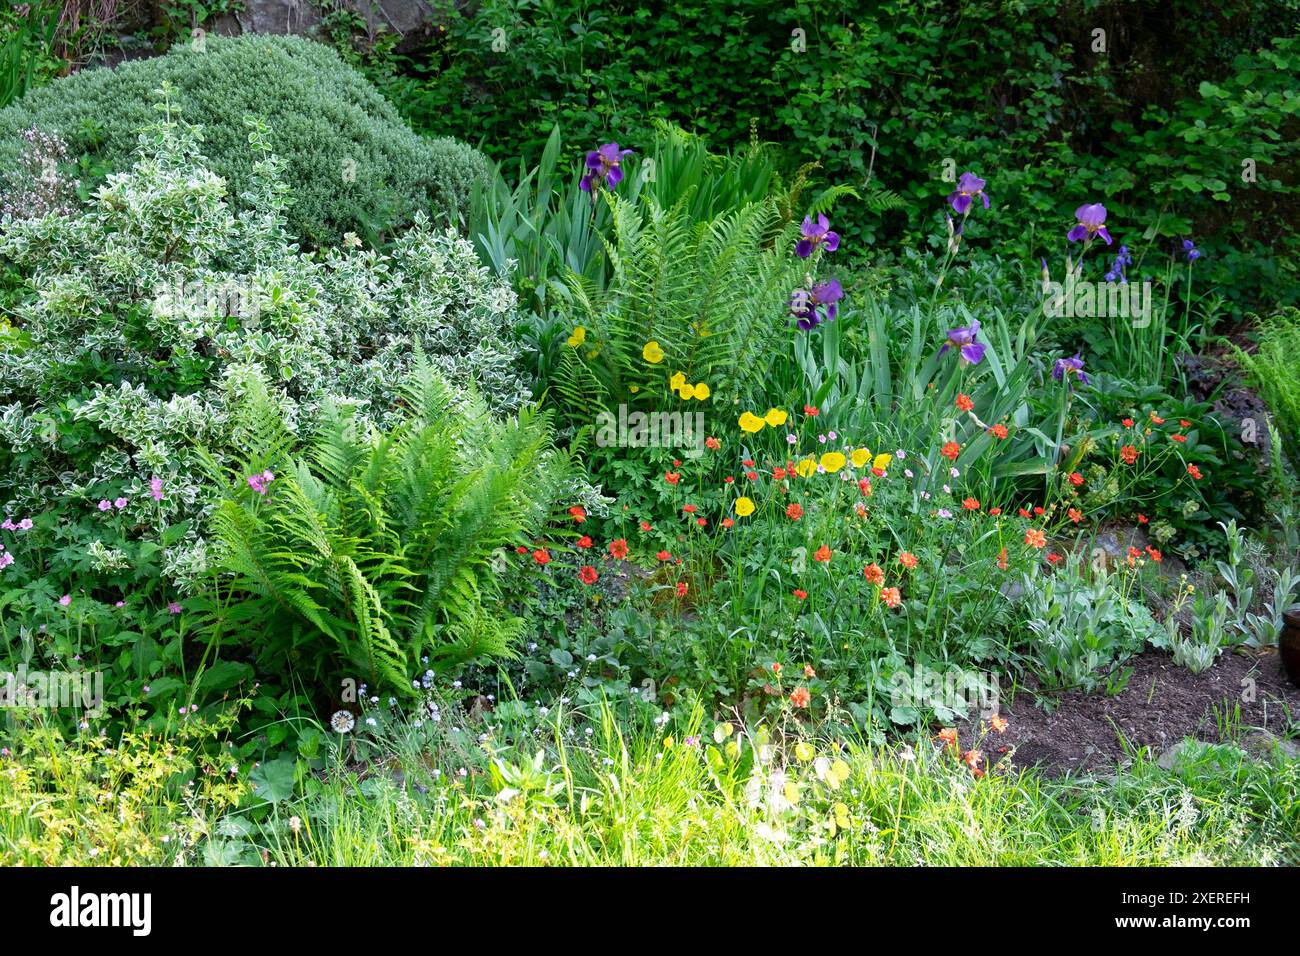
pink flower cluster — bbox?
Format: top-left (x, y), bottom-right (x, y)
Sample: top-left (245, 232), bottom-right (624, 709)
top-left (248, 470), bottom-right (276, 495)
top-left (0, 518), bottom-right (32, 531)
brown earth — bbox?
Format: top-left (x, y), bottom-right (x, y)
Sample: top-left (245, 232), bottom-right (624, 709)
top-left (958, 648), bottom-right (1300, 776)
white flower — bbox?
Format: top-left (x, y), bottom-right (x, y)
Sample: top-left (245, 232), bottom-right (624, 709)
top-left (330, 710), bottom-right (355, 733)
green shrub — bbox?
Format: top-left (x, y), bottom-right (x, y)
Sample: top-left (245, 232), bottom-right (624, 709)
top-left (0, 34), bottom-right (488, 245)
top-left (0, 103), bottom-right (528, 614)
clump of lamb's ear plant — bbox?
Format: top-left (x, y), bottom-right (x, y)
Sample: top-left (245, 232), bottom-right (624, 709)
top-left (0, 126), bottom-right (78, 220)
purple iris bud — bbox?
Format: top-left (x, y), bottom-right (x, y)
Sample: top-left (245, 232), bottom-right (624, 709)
top-left (579, 142), bottom-right (634, 192)
top-left (939, 319), bottom-right (986, 365)
top-left (791, 278), bottom-right (844, 331)
top-left (1067, 204), bottom-right (1113, 245)
top-left (795, 214), bottom-right (840, 258)
top-left (1183, 239), bottom-right (1201, 262)
top-left (1104, 245), bottom-right (1130, 284)
top-left (1052, 352), bottom-right (1090, 387)
top-left (947, 172), bottom-right (990, 215)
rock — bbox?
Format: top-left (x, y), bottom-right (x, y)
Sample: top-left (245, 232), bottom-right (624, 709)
top-left (1156, 738), bottom-right (1203, 770)
top-left (1241, 730), bottom-right (1300, 762)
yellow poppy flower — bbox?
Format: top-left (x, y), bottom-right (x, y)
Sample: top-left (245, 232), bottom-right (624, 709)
top-left (670, 371), bottom-right (686, 390)
top-left (677, 383), bottom-right (696, 400)
top-left (795, 457), bottom-right (818, 478)
top-left (783, 781), bottom-right (801, 805)
top-left (693, 382), bottom-right (710, 400)
top-left (794, 741), bottom-right (815, 762)
top-left (566, 326), bottom-right (586, 347)
top-left (734, 496), bottom-right (755, 517)
top-left (820, 451), bottom-right (847, 472)
top-left (764, 408), bottom-right (788, 427)
top-left (629, 385), bottom-right (640, 393)
top-left (873, 452), bottom-right (893, 472)
top-left (642, 341), bottom-right (665, 364)
top-left (850, 448), bottom-right (870, 468)
top-left (738, 411), bottom-right (765, 433)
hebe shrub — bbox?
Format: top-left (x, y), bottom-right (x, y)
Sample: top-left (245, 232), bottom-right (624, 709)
top-left (0, 34), bottom-right (488, 245)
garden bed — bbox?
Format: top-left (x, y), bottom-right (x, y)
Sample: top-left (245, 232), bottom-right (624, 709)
top-left (964, 648), bottom-right (1300, 775)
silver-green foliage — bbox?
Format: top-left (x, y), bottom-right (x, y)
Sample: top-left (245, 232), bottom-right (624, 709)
top-left (0, 34), bottom-right (487, 244)
top-left (1020, 554), bottom-right (1163, 692)
top-left (0, 99), bottom-right (526, 589)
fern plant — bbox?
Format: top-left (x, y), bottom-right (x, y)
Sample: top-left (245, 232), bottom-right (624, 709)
top-left (549, 190), bottom-right (805, 432)
top-left (202, 363), bottom-right (570, 697)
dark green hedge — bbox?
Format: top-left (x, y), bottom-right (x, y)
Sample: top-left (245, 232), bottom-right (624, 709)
top-left (382, 0), bottom-right (1299, 314)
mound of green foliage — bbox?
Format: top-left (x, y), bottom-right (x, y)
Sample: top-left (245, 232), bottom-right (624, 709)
top-left (0, 98), bottom-right (530, 607)
top-left (0, 33), bottom-right (487, 244)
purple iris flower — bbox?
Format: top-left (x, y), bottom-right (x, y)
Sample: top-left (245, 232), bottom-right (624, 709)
top-left (791, 278), bottom-right (844, 331)
top-left (1052, 352), bottom-right (1090, 387)
top-left (938, 319), bottom-right (986, 365)
top-left (580, 143), bottom-right (633, 192)
top-left (1183, 239), bottom-right (1201, 262)
top-left (948, 172), bottom-right (990, 215)
top-left (795, 214), bottom-right (840, 258)
top-left (1104, 244), bottom-right (1131, 283)
top-left (1067, 204), bottom-right (1113, 245)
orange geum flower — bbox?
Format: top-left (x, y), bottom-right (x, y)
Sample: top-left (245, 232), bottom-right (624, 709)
top-left (786, 502), bottom-right (804, 521)
top-left (956, 393), bottom-right (974, 412)
top-left (937, 727), bottom-right (958, 748)
top-left (1187, 464), bottom-right (1203, 480)
top-left (813, 544), bottom-right (832, 563)
top-left (941, 441), bottom-right (961, 461)
top-left (863, 562), bottom-right (884, 585)
top-left (609, 538), bottom-right (629, 559)
top-left (1068, 507), bottom-right (1083, 523)
top-left (880, 586), bottom-right (901, 608)
top-left (1024, 528), bottom-right (1047, 549)
top-left (1120, 444), bottom-right (1139, 464)
top-left (899, 551), bottom-right (918, 569)
top-left (790, 687), bottom-right (811, 708)
top-left (990, 714), bottom-right (1008, 734)
top-left (988, 423), bottom-right (1008, 439)
top-left (962, 497), bottom-right (980, 511)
